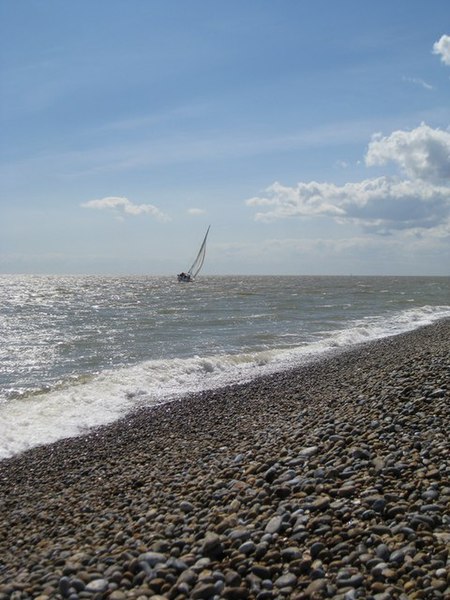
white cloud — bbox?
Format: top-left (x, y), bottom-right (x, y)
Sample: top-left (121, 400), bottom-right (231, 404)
top-left (365, 123), bottom-right (450, 181)
top-left (246, 124), bottom-right (450, 235)
top-left (402, 76), bottom-right (433, 91)
top-left (433, 34), bottom-right (450, 66)
top-left (187, 208), bottom-right (206, 216)
top-left (335, 160), bottom-right (350, 169)
top-left (247, 177), bottom-right (450, 233)
top-left (247, 181), bottom-right (346, 219)
top-left (81, 196), bottom-right (170, 221)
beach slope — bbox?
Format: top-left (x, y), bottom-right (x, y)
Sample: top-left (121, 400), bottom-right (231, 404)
top-left (1, 320), bottom-right (449, 599)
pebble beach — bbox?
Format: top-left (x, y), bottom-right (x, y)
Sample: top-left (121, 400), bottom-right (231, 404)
top-left (1, 319), bottom-right (449, 600)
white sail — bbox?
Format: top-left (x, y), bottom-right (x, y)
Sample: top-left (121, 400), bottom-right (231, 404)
top-left (188, 225), bottom-right (210, 278)
top-left (178, 226), bottom-right (210, 282)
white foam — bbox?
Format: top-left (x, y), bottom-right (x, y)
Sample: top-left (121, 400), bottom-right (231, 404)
top-left (1, 305), bottom-right (449, 460)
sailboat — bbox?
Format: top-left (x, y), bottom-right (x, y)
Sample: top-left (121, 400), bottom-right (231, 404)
top-left (177, 226), bottom-right (210, 282)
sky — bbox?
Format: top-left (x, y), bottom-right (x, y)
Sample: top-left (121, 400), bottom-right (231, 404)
top-left (1, 0), bottom-right (450, 276)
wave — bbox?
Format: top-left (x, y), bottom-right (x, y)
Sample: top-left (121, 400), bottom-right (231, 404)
top-left (0, 305), bottom-right (449, 460)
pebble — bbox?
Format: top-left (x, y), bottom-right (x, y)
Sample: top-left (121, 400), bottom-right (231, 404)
top-left (274, 573), bottom-right (297, 588)
top-left (138, 551), bottom-right (166, 567)
top-left (85, 578), bottom-right (109, 593)
top-left (299, 446), bottom-right (319, 458)
top-left (265, 515), bottom-right (283, 534)
top-left (0, 319), bottom-right (449, 600)
top-left (305, 578), bottom-right (328, 595)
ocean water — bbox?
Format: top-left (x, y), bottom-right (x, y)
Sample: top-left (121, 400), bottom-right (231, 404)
top-left (1, 274), bottom-right (449, 460)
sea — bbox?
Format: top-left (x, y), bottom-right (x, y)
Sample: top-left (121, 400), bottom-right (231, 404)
top-left (1, 274), bottom-right (449, 460)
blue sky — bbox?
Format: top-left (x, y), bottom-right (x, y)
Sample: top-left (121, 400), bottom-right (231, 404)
top-left (1, 0), bottom-right (449, 275)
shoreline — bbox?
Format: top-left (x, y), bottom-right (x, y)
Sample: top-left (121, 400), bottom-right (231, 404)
top-left (1, 319), bottom-right (449, 599)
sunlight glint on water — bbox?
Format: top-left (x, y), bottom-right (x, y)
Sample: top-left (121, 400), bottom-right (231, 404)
top-left (0, 275), bottom-right (449, 458)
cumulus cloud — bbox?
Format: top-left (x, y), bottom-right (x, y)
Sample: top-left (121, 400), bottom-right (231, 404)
top-left (247, 181), bottom-right (346, 219)
top-left (433, 34), bottom-right (450, 66)
top-left (366, 123), bottom-right (450, 181)
top-left (246, 124), bottom-right (450, 235)
top-left (81, 196), bottom-right (170, 221)
top-left (247, 177), bottom-right (450, 233)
